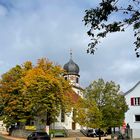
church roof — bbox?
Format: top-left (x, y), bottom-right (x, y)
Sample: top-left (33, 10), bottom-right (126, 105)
top-left (66, 90), bottom-right (81, 103)
top-left (63, 58), bottom-right (79, 75)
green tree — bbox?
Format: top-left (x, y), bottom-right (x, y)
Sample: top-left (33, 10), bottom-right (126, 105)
top-left (0, 58), bottom-right (73, 129)
top-left (74, 97), bottom-right (101, 129)
top-left (74, 79), bottom-right (128, 140)
top-left (84, 0), bottom-right (140, 57)
top-left (0, 65), bottom-right (24, 127)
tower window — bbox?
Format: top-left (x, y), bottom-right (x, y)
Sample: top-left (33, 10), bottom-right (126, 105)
top-left (65, 77), bottom-right (67, 80)
top-left (76, 78), bottom-right (79, 83)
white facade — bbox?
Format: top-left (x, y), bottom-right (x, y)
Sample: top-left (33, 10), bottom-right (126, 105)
top-left (53, 82), bottom-right (83, 130)
top-left (124, 81), bottom-right (140, 139)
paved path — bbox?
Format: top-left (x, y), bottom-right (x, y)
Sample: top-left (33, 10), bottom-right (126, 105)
top-left (0, 131), bottom-right (112, 140)
top-left (0, 135), bottom-right (111, 140)
top-left (52, 137), bottom-right (111, 140)
top-left (0, 134), bottom-right (25, 140)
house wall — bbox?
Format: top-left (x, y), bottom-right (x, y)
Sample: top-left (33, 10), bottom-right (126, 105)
top-left (132, 129), bottom-right (140, 140)
top-left (125, 84), bottom-right (140, 139)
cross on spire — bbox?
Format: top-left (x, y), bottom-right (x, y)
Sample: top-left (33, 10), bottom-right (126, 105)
top-left (70, 49), bottom-right (72, 59)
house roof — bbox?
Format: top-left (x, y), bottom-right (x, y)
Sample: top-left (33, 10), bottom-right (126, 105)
top-left (124, 81), bottom-right (140, 96)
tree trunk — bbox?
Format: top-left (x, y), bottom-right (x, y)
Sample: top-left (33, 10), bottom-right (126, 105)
top-left (111, 127), bottom-right (115, 140)
top-left (98, 128), bottom-right (101, 140)
top-left (46, 111), bottom-right (51, 126)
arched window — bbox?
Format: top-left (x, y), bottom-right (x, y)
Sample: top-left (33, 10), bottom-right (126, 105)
top-left (65, 77), bottom-right (67, 80)
top-left (76, 77), bottom-right (79, 83)
top-left (61, 108), bottom-right (65, 122)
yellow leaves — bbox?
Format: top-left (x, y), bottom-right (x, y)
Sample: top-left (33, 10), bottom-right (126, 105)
top-left (22, 61), bottom-right (32, 70)
top-left (22, 68), bottom-right (45, 87)
top-left (9, 100), bottom-right (18, 106)
top-left (0, 57), bottom-right (74, 126)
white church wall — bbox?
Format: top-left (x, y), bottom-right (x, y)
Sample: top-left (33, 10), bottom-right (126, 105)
top-left (0, 121), bottom-right (6, 131)
top-left (53, 110), bottom-right (73, 130)
top-left (72, 87), bottom-right (83, 98)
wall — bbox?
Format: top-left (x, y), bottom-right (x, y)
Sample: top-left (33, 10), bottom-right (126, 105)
top-left (125, 84), bottom-right (140, 139)
top-left (132, 129), bottom-right (140, 140)
top-left (0, 121), bottom-right (6, 131)
top-left (125, 85), bottom-right (140, 129)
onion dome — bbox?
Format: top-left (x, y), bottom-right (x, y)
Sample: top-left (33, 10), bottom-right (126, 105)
top-left (63, 58), bottom-right (79, 75)
top-left (63, 50), bottom-right (80, 75)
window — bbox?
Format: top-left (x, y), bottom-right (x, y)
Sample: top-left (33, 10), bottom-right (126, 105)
top-left (76, 77), bottom-right (79, 83)
top-left (25, 119), bottom-right (34, 126)
top-left (131, 97), bottom-right (140, 106)
top-left (61, 108), bottom-right (65, 122)
top-left (135, 115), bottom-right (140, 122)
top-left (73, 109), bottom-right (76, 119)
top-left (65, 77), bottom-right (67, 80)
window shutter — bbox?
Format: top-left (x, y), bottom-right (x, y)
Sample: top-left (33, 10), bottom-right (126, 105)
top-left (138, 97), bottom-right (140, 105)
top-left (131, 97), bottom-right (134, 105)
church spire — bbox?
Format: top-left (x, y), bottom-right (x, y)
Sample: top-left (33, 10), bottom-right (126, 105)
top-left (70, 49), bottom-right (72, 59)
top-left (63, 50), bottom-right (80, 86)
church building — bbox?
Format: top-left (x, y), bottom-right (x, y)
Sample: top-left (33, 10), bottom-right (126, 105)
top-left (52, 52), bottom-right (83, 130)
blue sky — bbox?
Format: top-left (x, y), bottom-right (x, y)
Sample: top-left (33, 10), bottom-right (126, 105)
top-left (0, 0), bottom-right (139, 92)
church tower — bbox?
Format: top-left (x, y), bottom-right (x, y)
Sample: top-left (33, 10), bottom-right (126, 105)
top-left (53, 51), bottom-right (83, 130)
top-left (62, 51), bottom-right (83, 130)
top-left (63, 50), bottom-right (80, 87)
top-left (63, 50), bottom-right (83, 98)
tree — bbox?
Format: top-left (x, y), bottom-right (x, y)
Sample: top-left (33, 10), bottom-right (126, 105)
top-left (0, 65), bottom-right (24, 128)
top-left (74, 79), bottom-right (128, 140)
top-left (0, 58), bottom-right (73, 129)
top-left (84, 0), bottom-right (140, 57)
top-left (73, 96), bottom-right (101, 129)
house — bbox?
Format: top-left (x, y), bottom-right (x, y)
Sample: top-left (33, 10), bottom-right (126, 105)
top-left (124, 81), bottom-right (140, 139)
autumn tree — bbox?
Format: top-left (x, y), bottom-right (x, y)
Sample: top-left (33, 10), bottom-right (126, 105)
top-left (0, 58), bottom-right (73, 129)
top-left (0, 65), bottom-right (24, 127)
top-left (74, 79), bottom-right (128, 140)
top-left (84, 0), bottom-right (140, 57)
